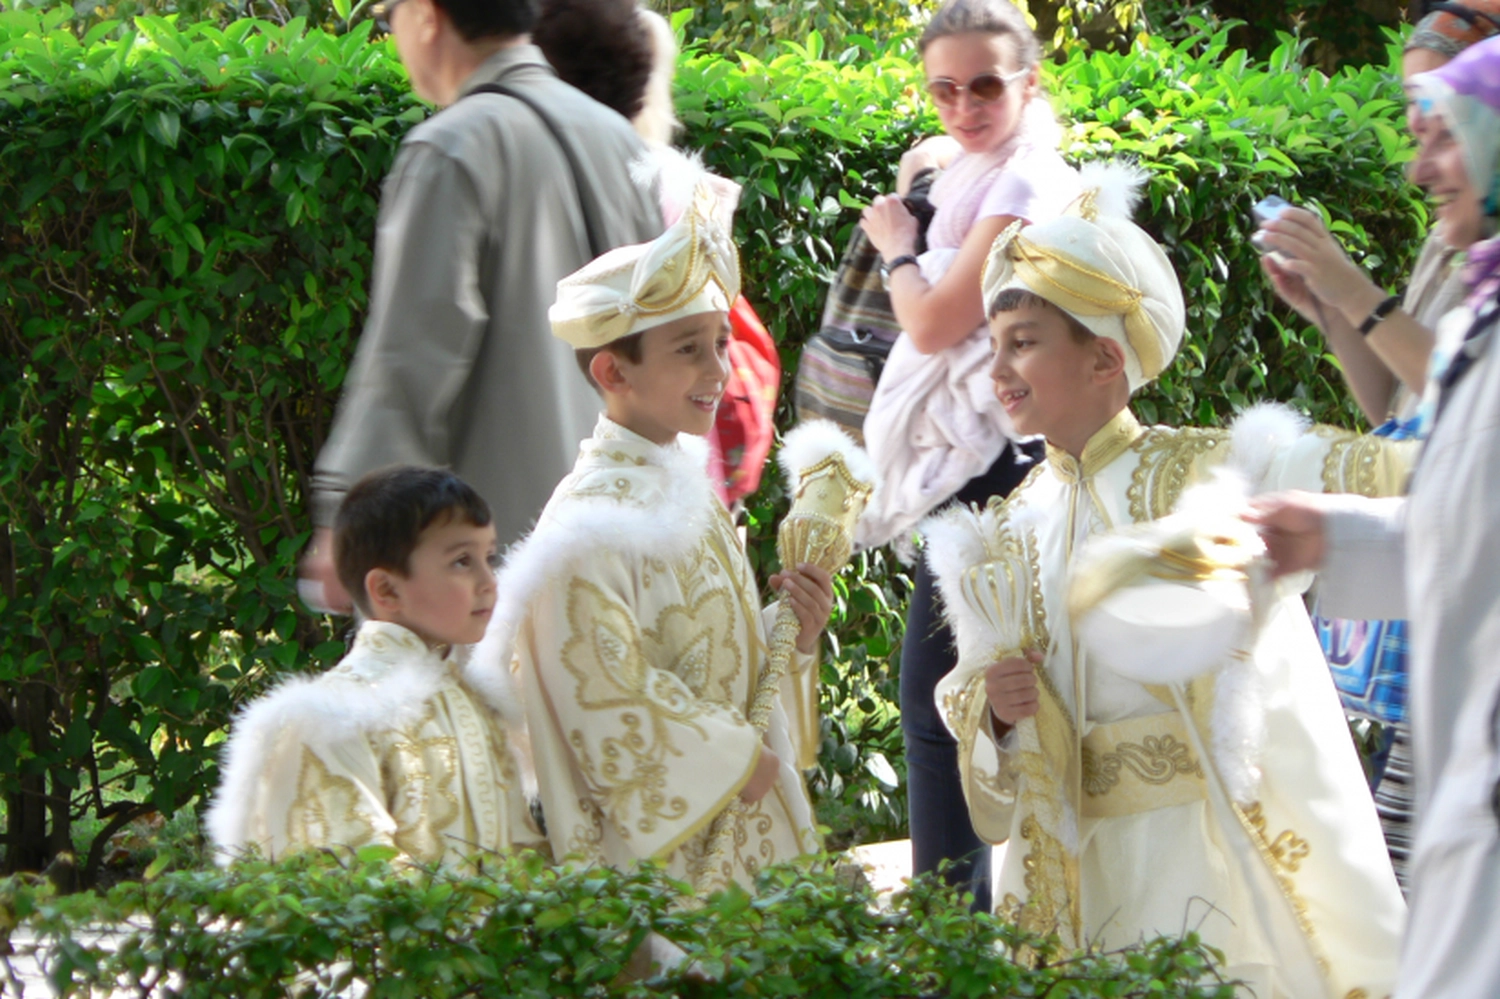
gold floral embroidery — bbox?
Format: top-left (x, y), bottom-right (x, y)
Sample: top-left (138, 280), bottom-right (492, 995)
top-left (560, 578), bottom-right (727, 840)
top-left (1242, 801), bottom-right (1311, 873)
top-left (567, 475), bottom-right (639, 503)
top-left (1017, 814), bottom-right (1080, 942)
top-left (286, 747), bottom-right (376, 852)
top-left (1236, 801), bottom-right (1324, 966)
top-left (1313, 426), bottom-right (1387, 498)
top-left (380, 708), bottom-right (463, 864)
top-left (1081, 734), bottom-right (1203, 795)
top-left (1126, 427), bottom-right (1229, 522)
top-left (641, 585), bottom-right (739, 701)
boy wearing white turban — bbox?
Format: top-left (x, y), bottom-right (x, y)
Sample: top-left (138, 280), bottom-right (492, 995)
top-left (475, 171), bottom-right (830, 894)
top-left (923, 163), bottom-right (1409, 998)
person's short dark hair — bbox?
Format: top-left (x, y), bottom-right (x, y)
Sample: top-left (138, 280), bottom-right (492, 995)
top-left (433, 0), bottom-right (537, 42)
top-left (919, 0), bottom-right (1041, 67)
top-left (533, 0), bottom-right (654, 121)
top-left (574, 330), bottom-right (645, 392)
top-left (334, 466), bottom-right (492, 616)
top-left (988, 286), bottom-right (1094, 344)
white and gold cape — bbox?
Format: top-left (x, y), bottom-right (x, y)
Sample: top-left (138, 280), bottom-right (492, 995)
top-left (207, 620), bottom-right (543, 866)
top-left (928, 407), bottom-right (1411, 999)
top-left (480, 415), bottom-right (820, 890)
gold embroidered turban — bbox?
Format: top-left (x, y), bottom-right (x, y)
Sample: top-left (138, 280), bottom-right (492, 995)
top-left (549, 175), bottom-right (741, 349)
top-left (981, 161), bottom-right (1185, 392)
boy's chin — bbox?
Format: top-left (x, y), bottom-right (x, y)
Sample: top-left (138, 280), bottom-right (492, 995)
top-left (674, 412), bottom-right (716, 438)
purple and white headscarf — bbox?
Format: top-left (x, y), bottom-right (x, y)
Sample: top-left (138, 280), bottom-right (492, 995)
top-left (1411, 34), bottom-right (1500, 298)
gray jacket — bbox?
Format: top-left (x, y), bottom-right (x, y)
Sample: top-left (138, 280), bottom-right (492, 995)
top-left (313, 45), bottom-right (662, 545)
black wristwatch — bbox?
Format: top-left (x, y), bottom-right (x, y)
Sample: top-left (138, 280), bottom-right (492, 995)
top-left (880, 254), bottom-right (919, 283)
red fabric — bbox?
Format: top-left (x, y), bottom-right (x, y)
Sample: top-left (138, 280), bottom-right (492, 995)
top-left (708, 295), bottom-right (781, 506)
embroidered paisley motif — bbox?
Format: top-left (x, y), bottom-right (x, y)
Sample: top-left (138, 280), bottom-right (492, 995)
top-left (1082, 734), bottom-right (1203, 795)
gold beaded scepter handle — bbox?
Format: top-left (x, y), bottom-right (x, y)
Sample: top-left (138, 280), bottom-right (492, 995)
top-left (694, 421), bottom-right (876, 894)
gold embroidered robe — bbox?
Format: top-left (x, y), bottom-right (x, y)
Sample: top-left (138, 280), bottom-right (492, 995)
top-left (207, 621), bottom-right (543, 866)
top-left (932, 409), bottom-right (1410, 999)
top-left (493, 416), bottom-right (820, 889)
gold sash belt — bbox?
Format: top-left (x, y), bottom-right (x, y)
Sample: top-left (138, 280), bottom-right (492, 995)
top-left (1080, 711), bottom-right (1206, 818)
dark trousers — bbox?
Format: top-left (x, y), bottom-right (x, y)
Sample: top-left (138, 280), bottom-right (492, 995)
top-left (900, 439), bottom-right (1042, 912)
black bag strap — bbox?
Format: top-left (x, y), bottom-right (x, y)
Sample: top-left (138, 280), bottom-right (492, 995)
top-left (467, 82), bottom-right (607, 259)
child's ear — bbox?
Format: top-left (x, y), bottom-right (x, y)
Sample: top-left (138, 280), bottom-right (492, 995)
top-left (364, 567), bottom-right (403, 617)
top-left (1092, 336), bottom-right (1128, 384)
top-left (589, 349), bottom-right (631, 394)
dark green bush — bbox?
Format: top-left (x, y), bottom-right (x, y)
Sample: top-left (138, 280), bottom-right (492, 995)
top-left (2, 850), bottom-right (1238, 997)
top-left (1, 9), bottom-right (1423, 877)
top-left (0, 10), bottom-right (416, 882)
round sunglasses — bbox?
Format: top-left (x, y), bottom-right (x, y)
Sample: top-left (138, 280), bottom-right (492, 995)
top-left (924, 67), bottom-right (1029, 108)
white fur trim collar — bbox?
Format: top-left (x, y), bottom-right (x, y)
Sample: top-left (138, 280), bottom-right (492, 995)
top-left (471, 419), bottom-right (717, 692)
top-left (205, 621), bottom-right (521, 857)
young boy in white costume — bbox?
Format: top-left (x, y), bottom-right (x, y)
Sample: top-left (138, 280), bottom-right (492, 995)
top-left (924, 164), bottom-right (1408, 998)
top-left (208, 467), bottom-right (543, 865)
top-left (480, 174), bottom-right (832, 892)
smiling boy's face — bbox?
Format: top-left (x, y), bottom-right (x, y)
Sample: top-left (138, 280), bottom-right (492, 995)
top-left (598, 311), bottom-right (732, 444)
top-left (989, 300), bottom-right (1126, 456)
top-left (371, 515), bottom-right (498, 647)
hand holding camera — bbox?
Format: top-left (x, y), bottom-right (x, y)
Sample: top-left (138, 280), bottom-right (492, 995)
top-left (1253, 196), bottom-right (1387, 332)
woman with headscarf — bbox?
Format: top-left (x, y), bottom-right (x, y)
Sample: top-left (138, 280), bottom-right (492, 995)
top-left (1253, 0), bottom-right (1500, 891)
top-left (1251, 34), bottom-right (1500, 998)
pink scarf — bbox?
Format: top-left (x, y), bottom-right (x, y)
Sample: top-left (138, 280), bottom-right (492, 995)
top-left (926, 97), bottom-right (1061, 250)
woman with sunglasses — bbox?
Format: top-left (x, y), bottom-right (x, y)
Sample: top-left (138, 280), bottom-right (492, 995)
top-left (855, 0), bottom-right (1078, 913)
top-left (1255, 0), bottom-right (1500, 897)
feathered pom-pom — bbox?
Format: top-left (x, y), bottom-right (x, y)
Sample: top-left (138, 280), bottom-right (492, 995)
top-left (1226, 402), bottom-right (1309, 493)
top-left (630, 146), bottom-right (741, 229)
top-left (1075, 160), bottom-right (1149, 223)
top-left (1174, 467), bottom-right (1252, 523)
top-left (919, 504), bottom-right (991, 660)
top-left (920, 505), bottom-right (987, 605)
top-left (778, 419), bottom-right (877, 493)
top-left (630, 146), bottom-right (703, 227)
top-left (1211, 650), bottom-right (1266, 805)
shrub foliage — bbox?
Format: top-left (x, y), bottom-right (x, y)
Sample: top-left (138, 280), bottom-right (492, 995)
top-left (2, 850), bottom-right (1238, 997)
top-left (1, 9), bottom-right (1422, 879)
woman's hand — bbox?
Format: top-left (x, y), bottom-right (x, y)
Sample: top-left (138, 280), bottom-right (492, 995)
top-left (1244, 492), bottom-right (1328, 578)
top-left (860, 194), bottom-right (920, 261)
top-left (984, 650), bottom-right (1043, 728)
top-left (1256, 208), bottom-right (1386, 324)
top-left (768, 562), bottom-right (835, 655)
top-left (1260, 252), bottom-right (1326, 327)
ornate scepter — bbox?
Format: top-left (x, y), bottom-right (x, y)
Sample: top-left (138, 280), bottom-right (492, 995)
top-left (695, 420), bottom-right (876, 894)
top-left (923, 503), bottom-right (1080, 947)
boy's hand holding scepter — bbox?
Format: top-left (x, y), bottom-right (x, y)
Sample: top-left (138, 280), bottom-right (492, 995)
top-left (697, 421), bottom-right (876, 893)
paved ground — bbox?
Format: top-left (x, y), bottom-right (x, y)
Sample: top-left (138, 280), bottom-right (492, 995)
top-left (847, 837), bottom-right (913, 901)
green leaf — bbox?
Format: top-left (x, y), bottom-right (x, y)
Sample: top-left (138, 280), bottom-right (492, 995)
top-left (119, 299), bottom-right (156, 328)
top-left (145, 109), bottom-right (181, 149)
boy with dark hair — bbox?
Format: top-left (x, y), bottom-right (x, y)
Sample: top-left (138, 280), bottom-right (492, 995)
top-left (478, 174), bottom-right (832, 893)
top-left (210, 467), bottom-right (543, 866)
top-left (923, 164), bottom-right (1408, 998)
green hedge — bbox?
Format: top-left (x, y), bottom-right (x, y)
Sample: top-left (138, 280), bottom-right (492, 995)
top-left (2, 851), bottom-right (1237, 997)
top-left (1, 9), bottom-right (1422, 879)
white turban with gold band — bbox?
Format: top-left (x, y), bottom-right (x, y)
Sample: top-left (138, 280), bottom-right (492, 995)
top-left (549, 157), bottom-right (742, 349)
top-left (981, 161), bottom-right (1185, 392)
